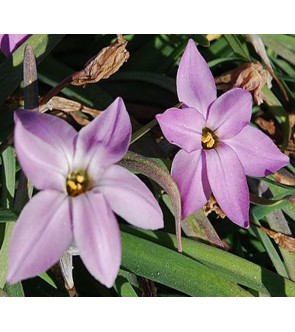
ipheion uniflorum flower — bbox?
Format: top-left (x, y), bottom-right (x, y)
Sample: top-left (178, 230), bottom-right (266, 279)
top-left (7, 97), bottom-right (164, 287)
top-left (156, 39), bottom-right (289, 228)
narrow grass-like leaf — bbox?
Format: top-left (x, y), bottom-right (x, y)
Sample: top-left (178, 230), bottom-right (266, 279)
top-left (110, 71), bottom-right (176, 94)
top-left (0, 208), bottom-right (17, 223)
top-left (131, 119), bottom-right (157, 144)
top-left (262, 86), bottom-right (290, 150)
top-left (0, 34), bottom-right (64, 106)
top-left (121, 231), bottom-right (252, 297)
top-left (38, 57), bottom-right (112, 109)
top-left (224, 35), bottom-right (251, 61)
top-left (122, 226), bottom-right (295, 296)
top-left (266, 210), bottom-right (295, 281)
top-left (251, 213), bottom-right (289, 278)
top-left (259, 35), bottom-right (295, 66)
top-left (114, 270), bottom-right (138, 297)
top-left (39, 272), bottom-right (57, 289)
top-left (1, 146), bottom-right (15, 209)
top-left (0, 146), bottom-right (16, 288)
top-left (0, 223), bottom-right (14, 288)
top-left (4, 282), bottom-right (24, 297)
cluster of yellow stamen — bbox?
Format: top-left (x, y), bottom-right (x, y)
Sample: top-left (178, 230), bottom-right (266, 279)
top-left (201, 128), bottom-right (218, 150)
top-left (66, 172), bottom-right (88, 197)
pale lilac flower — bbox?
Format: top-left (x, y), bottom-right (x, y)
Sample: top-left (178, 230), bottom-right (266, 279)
top-left (0, 34), bottom-right (30, 57)
top-left (8, 97), bottom-right (163, 287)
top-left (156, 39), bottom-right (289, 228)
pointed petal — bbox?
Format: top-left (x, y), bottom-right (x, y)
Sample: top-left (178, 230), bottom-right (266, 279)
top-left (7, 191), bottom-right (72, 284)
top-left (206, 88), bottom-right (252, 139)
top-left (224, 125), bottom-right (289, 176)
top-left (156, 107), bottom-right (205, 153)
top-left (14, 109), bottom-right (77, 191)
top-left (97, 165), bottom-right (163, 230)
top-left (74, 97), bottom-right (131, 180)
top-left (72, 192), bottom-right (121, 288)
top-left (177, 39), bottom-right (216, 117)
top-left (205, 144), bottom-right (250, 228)
top-left (0, 34), bottom-right (30, 56)
top-left (172, 149), bottom-right (211, 219)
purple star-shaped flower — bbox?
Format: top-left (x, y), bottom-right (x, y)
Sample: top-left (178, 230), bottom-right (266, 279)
top-left (156, 39), bottom-right (289, 228)
top-left (0, 34), bottom-right (30, 56)
top-left (7, 97), bottom-right (163, 287)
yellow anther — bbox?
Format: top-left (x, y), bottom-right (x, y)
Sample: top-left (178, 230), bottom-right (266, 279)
top-left (76, 175), bottom-right (85, 183)
top-left (67, 180), bottom-right (77, 191)
top-left (66, 171), bottom-right (89, 197)
top-left (201, 128), bottom-right (218, 150)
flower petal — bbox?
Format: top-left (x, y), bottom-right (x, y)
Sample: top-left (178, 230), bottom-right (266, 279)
top-left (97, 165), bottom-right (164, 230)
top-left (205, 143), bottom-right (250, 228)
top-left (156, 107), bottom-right (205, 153)
top-left (7, 191), bottom-right (72, 284)
top-left (73, 97), bottom-right (131, 180)
top-left (14, 109), bottom-right (77, 191)
top-left (172, 149), bottom-right (211, 219)
top-left (206, 88), bottom-right (252, 139)
top-left (0, 34), bottom-right (30, 57)
top-left (224, 125), bottom-right (289, 176)
top-left (72, 192), bottom-right (121, 288)
top-left (177, 39), bottom-right (216, 117)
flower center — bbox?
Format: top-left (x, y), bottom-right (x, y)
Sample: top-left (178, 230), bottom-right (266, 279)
top-left (201, 128), bottom-right (218, 150)
top-left (66, 171), bottom-right (89, 197)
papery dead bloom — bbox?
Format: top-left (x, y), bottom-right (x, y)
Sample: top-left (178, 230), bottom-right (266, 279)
top-left (215, 62), bottom-right (272, 105)
top-left (234, 62), bottom-right (272, 105)
top-left (72, 34), bottom-right (129, 86)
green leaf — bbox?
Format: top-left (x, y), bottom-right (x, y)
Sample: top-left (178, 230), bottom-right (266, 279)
top-left (224, 35), bottom-right (251, 61)
top-left (121, 231), bottom-right (252, 297)
top-left (259, 34), bottom-right (295, 66)
top-left (110, 71), bottom-right (176, 94)
top-left (0, 146), bottom-right (16, 288)
top-left (262, 86), bottom-right (291, 150)
top-left (1, 146), bottom-right (16, 209)
top-left (0, 222), bottom-right (14, 288)
top-left (39, 272), bottom-right (57, 289)
top-left (122, 226), bottom-right (295, 296)
top-left (38, 56), bottom-right (112, 109)
top-left (0, 208), bottom-right (17, 223)
top-left (191, 34), bottom-right (210, 47)
top-left (251, 215), bottom-right (289, 279)
top-left (265, 210), bottom-right (295, 281)
top-left (114, 270), bottom-right (138, 297)
top-left (0, 34), bottom-right (64, 106)
top-left (131, 119), bottom-right (157, 144)
top-left (4, 282), bottom-right (24, 297)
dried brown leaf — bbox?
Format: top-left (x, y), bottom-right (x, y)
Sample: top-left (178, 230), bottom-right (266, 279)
top-left (72, 35), bottom-right (129, 86)
top-left (203, 195), bottom-right (226, 219)
top-left (261, 226), bottom-right (295, 253)
top-left (40, 96), bottom-right (102, 127)
top-left (255, 117), bottom-right (276, 136)
top-left (273, 169), bottom-right (295, 186)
